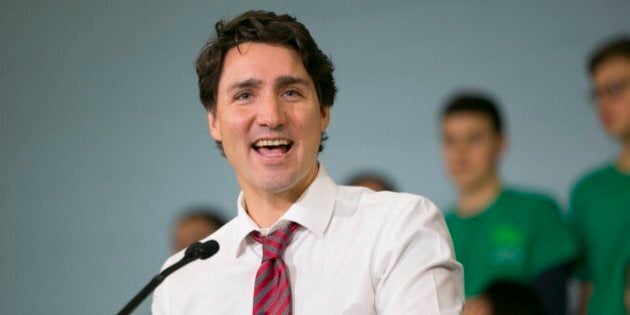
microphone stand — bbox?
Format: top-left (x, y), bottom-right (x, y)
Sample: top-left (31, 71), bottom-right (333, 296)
top-left (117, 240), bottom-right (219, 315)
top-left (117, 256), bottom-right (194, 315)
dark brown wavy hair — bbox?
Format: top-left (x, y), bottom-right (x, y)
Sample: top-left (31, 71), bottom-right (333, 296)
top-left (195, 10), bottom-right (337, 113)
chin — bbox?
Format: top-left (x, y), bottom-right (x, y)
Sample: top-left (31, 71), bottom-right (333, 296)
top-left (455, 178), bottom-right (479, 190)
top-left (451, 175), bottom-right (471, 186)
top-left (604, 126), bottom-right (624, 138)
top-left (256, 173), bottom-right (301, 194)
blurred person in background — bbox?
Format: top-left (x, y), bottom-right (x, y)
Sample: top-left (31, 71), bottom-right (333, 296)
top-left (172, 206), bottom-right (226, 253)
top-left (463, 280), bottom-right (545, 315)
top-left (440, 92), bottom-right (578, 315)
top-left (569, 35), bottom-right (630, 315)
top-left (345, 170), bottom-right (398, 192)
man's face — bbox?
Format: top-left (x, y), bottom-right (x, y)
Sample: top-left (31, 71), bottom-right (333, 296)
top-left (592, 57), bottom-right (630, 141)
top-left (441, 113), bottom-right (504, 191)
top-left (209, 43), bottom-right (330, 196)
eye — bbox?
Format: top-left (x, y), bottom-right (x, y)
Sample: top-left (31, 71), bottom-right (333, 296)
top-left (592, 79), bottom-right (630, 101)
top-left (235, 92), bottom-right (253, 101)
top-left (609, 81), bottom-right (627, 95)
top-left (283, 89), bottom-right (302, 99)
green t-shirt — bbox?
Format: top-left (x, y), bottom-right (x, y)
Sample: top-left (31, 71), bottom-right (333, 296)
top-left (446, 188), bottom-right (578, 297)
top-left (569, 164), bottom-right (630, 315)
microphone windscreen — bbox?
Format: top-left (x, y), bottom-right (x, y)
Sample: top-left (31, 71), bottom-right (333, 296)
top-left (185, 240), bottom-right (220, 260)
top-left (199, 240), bottom-right (220, 259)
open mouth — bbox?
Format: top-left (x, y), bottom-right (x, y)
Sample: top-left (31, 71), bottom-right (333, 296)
top-left (251, 138), bottom-right (294, 156)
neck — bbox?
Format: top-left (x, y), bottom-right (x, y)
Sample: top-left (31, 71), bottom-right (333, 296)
top-left (617, 138), bottom-right (630, 172)
top-left (242, 164), bottom-right (319, 228)
top-left (244, 194), bottom-right (296, 228)
top-left (457, 176), bottom-right (501, 217)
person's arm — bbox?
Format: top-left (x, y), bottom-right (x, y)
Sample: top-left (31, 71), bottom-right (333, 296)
top-left (373, 196), bottom-right (464, 314)
top-left (534, 263), bottom-right (570, 315)
top-left (462, 296), bottom-right (492, 315)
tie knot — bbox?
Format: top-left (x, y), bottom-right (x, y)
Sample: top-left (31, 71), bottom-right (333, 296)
top-left (251, 222), bottom-right (300, 260)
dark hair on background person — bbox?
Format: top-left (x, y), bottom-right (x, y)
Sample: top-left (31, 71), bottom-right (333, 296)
top-left (346, 171), bottom-right (398, 192)
top-left (483, 280), bottom-right (546, 315)
top-left (176, 208), bottom-right (226, 229)
top-left (441, 92), bottom-right (504, 135)
top-left (172, 206), bottom-right (227, 252)
top-left (195, 10), bottom-right (337, 154)
top-left (587, 34), bottom-right (630, 75)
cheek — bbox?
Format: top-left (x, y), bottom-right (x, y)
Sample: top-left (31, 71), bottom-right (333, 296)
top-left (621, 98), bottom-right (630, 119)
top-left (441, 147), bottom-right (451, 161)
top-left (444, 147), bottom-right (460, 163)
top-left (221, 113), bottom-right (252, 140)
top-left (217, 121), bottom-right (252, 162)
top-left (300, 111), bottom-right (326, 139)
top-left (467, 146), bottom-right (491, 167)
top-left (602, 95), bottom-right (630, 117)
top-left (481, 147), bottom-right (501, 170)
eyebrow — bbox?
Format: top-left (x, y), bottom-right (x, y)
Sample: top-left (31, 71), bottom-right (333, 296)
top-left (227, 79), bottom-right (262, 93)
top-left (274, 76), bottom-right (311, 90)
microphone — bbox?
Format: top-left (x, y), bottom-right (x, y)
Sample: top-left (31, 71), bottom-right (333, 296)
top-left (117, 240), bottom-right (220, 315)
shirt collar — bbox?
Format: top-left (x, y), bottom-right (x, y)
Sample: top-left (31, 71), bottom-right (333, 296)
top-left (233, 164), bottom-right (337, 257)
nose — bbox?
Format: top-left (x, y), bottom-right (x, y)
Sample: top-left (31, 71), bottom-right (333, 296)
top-left (451, 143), bottom-right (472, 163)
top-left (257, 94), bottom-right (286, 129)
top-left (448, 140), bottom-right (467, 154)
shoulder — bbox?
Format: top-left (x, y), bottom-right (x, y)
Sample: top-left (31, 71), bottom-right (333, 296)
top-left (500, 187), bottom-right (559, 210)
top-left (337, 185), bottom-right (440, 217)
top-left (571, 163), bottom-right (614, 194)
top-left (496, 188), bottom-right (565, 224)
top-left (444, 210), bottom-right (458, 222)
top-left (205, 216), bottom-right (239, 241)
top-left (335, 186), bottom-right (446, 238)
top-left (336, 187), bottom-right (454, 256)
top-left (161, 217), bottom-right (239, 269)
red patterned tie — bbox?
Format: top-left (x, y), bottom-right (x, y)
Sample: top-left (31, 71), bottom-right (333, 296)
top-left (250, 222), bottom-right (300, 315)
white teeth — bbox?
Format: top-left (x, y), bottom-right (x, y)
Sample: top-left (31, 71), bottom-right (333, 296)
top-left (254, 139), bottom-right (291, 147)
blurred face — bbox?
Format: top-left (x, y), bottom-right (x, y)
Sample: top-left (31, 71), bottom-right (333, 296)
top-left (173, 218), bottom-right (219, 253)
top-left (592, 57), bottom-right (630, 141)
top-left (209, 43), bottom-right (330, 196)
top-left (441, 113), bottom-right (504, 192)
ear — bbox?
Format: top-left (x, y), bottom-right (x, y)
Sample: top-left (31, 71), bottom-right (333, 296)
top-left (320, 106), bottom-right (331, 132)
top-left (207, 110), bottom-right (222, 142)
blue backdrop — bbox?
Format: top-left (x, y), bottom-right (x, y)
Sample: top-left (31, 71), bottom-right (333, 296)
top-left (1, 1), bottom-right (628, 313)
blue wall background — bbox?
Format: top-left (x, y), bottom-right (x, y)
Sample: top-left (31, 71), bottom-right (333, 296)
top-left (1, 1), bottom-right (628, 313)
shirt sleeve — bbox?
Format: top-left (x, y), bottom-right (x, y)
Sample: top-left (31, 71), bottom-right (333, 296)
top-left (373, 196), bottom-right (464, 315)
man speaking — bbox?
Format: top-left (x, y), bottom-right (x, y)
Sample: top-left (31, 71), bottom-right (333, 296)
top-left (152, 10), bottom-right (463, 314)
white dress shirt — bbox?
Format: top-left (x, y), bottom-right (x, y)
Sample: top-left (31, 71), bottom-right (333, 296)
top-left (152, 166), bottom-right (463, 314)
